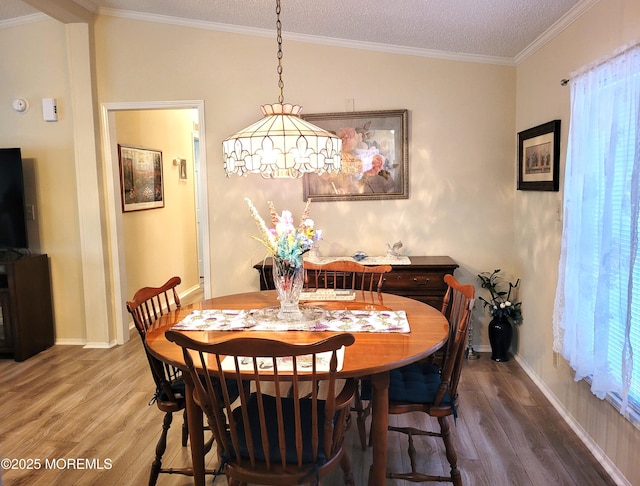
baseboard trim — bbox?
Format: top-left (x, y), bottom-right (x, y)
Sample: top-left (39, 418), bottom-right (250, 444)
top-left (55, 338), bottom-right (117, 348)
top-left (179, 284), bottom-right (202, 301)
top-left (83, 341), bottom-right (117, 349)
top-left (55, 338), bottom-right (89, 346)
top-left (513, 353), bottom-right (630, 486)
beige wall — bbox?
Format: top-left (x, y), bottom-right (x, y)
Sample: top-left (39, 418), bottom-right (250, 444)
top-left (515, 0), bottom-right (640, 483)
top-left (115, 108), bottom-right (200, 300)
top-left (0, 20), bottom-right (86, 342)
top-left (94, 16), bottom-right (516, 336)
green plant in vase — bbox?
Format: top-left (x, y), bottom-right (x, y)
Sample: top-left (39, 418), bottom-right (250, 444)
top-left (477, 269), bottom-right (522, 361)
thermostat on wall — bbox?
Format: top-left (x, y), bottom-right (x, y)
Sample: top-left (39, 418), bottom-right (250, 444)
top-left (42, 98), bottom-right (58, 122)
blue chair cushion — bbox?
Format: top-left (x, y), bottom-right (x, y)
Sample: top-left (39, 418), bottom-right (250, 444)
top-left (158, 377), bottom-right (241, 403)
top-left (157, 378), bottom-right (186, 401)
top-left (389, 361), bottom-right (453, 405)
top-left (228, 393), bottom-right (327, 465)
top-left (359, 378), bottom-right (372, 401)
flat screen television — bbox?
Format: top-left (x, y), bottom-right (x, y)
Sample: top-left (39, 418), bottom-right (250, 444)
top-left (0, 148), bottom-right (29, 250)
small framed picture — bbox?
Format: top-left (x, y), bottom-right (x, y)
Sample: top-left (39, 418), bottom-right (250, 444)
top-left (301, 109), bottom-right (409, 202)
top-left (179, 158), bottom-right (188, 180)
top-left (517, 120), bottom-right (561, 191)
top-left (118, 144), bottom-right (164, 212)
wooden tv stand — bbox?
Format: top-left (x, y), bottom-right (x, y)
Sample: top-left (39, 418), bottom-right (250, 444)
top-left (0, 253), bottom-right (54, 361)
top-left (254, 256), bottom-right (459, 308)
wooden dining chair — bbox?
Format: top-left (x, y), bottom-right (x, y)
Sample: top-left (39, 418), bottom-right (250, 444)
top-left (303, 259), bottom-right (393, 451)
top-left (303, 260), bottom-right (392, 295)
top-left (165, 331), bottom-right (357, 486)
top-left (126, 276), bottom-right (216, 485)
top-left (431, 273), bottom-right (476, 369)
top-left (383, 273), bottom-right (474, 485)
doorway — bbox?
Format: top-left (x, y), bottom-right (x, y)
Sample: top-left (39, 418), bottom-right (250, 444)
top-left (101, 100), bottom-right (210, 345)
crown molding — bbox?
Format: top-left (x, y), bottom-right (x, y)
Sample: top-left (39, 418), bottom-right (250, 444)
top-left (0, 12), bottom-right (47, 29)
top-left (3, 1), bottom-right (596, 67)
top-left (98, 6), bottom-right (516, 66)
top-left (514, 0), bottom-right (600, 65)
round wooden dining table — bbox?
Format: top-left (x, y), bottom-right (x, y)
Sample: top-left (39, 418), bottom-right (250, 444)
top-left (145, 290), bottom-right (449, 486)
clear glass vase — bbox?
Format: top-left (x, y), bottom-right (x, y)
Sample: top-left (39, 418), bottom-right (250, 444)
top-left (272, 258), bottom-right (304, 320)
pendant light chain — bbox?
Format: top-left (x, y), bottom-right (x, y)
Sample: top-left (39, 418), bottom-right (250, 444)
top-left (276, 0), bottom-right (284, 104)
top-left (222, 0), bottom-right (343, 177)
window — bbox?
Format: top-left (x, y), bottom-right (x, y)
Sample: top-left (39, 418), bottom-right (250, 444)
top-left (553, 43), bottom-right (640, 419)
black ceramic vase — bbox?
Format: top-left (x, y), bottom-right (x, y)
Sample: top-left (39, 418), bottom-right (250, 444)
top-left (488, 317), bottom-right (512, 362)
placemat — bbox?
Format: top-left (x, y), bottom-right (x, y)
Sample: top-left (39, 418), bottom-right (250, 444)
top-left (172, 308), bottom-right (410, 333)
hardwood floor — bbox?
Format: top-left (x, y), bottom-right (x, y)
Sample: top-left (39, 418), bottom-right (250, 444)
top-left (0, 328), bottom-right (616, 485)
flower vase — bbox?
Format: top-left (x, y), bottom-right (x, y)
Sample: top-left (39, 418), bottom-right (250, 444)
top-left (488, 317), bottom-right (512, 362)
top-left (272, 258), bottom-right (304, 320)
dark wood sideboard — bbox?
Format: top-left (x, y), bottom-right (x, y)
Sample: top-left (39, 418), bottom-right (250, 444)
top-left (0, 253), bottom-right (54, 361)
top-left (253, 256), bottom-right (458, 308)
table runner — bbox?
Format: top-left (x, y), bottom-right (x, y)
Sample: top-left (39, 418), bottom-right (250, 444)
top-left (304, 255), bottom-right (411, 265)
top-left (172, 308), bottom-right (410, 333)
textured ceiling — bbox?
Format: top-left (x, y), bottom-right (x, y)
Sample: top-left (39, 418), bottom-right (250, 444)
top-left (2, 0), bottom-right (587, 60)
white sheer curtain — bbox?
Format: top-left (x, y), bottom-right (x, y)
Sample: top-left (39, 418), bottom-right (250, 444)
top-left (553, 43), bottom-right (640, 416)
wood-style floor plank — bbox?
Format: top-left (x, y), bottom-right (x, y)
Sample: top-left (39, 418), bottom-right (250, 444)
top-left (0, 336), bottom-right (616, 485)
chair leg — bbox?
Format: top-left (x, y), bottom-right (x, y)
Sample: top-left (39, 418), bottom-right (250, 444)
top-left (340, 450), bottom-right (355, 486)
top-left (353, 393), bottom-right (371, 451)
top-left (438, 416), bottom-right (461, 486)
top-left (149, 411), bottom-right (172, 486)
top-left (181, 408), bottom-right (188, 447)
top-left (351, 379), bottom-right (372, 450)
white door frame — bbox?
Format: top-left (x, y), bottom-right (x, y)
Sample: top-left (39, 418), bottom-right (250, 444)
top-left (100, 100), bottom-right (210, 344)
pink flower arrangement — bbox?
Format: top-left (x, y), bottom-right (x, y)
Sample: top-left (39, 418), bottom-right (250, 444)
top-left (245, 197), bottom-right (320, 269)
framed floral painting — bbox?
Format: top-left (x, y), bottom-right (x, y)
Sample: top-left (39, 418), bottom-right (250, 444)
top-left (517, 120), bottom-right (561, 191)
top-left (118, 144), bottom-right (165, 211)
top-left (301, 109), bottom-right (409, 202)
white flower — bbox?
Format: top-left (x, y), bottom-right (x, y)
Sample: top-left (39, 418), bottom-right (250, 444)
top-left (500, 303), bottom-right (506, 309)
top-left (505, 301), bottom-right (511, 307)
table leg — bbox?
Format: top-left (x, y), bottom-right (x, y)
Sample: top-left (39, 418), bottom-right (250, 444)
top-left (184, 374), bottom-right (205, 486)
top-left (368, 371), bottom-right (389, 486)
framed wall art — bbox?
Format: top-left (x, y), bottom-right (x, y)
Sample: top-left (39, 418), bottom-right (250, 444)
top-left (179, 158), bottom-right (188, 180)
top-left (118, 144), bottom-right (165, 212)
top-left (517, 120), bottom-right (561, 191)
top-left (302, 109), bottom-right (409, 201)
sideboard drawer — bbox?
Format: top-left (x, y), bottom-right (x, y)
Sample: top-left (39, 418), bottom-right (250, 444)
top-left (382, 271), bottom-right (449, 293)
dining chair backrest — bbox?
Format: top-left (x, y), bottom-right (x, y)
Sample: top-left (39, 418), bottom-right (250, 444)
top-left (304, 260), bottom-right (392, 293)
top-left (126, 276), bottom-right (183, 404)
top-left (165, 331), bottom-right (357, 485)
top-left (437, 274), bottom-right (474, 404)
top-left (438, 273), bottom-right (476, 369)
top-left (127, 275), bottom-right (182, 338)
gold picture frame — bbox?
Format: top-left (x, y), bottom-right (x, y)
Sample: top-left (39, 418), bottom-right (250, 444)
top-left (302, 109), bottom-right (409, 201)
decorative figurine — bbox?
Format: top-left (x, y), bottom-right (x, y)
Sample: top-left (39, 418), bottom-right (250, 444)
top-left (386, 240), bottom-right (403, 258)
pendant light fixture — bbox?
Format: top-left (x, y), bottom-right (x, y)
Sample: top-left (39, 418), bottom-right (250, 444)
top-left (223, 0), bottom-right (342, 178)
